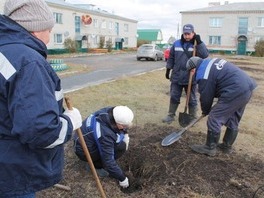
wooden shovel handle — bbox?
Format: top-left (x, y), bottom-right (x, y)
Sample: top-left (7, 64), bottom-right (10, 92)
top-left (64, 97), bottom-right (106, 198)
top-left (184, 70), bottom-right (195, 113)
top-left (184, 40), bottom-right (197, 113)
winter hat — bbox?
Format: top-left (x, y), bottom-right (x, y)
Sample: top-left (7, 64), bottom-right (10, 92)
top-left (113, 106), bottom-right (134, 126)
top-left (186, 57), bottom-right (203, 70)
top-left (4, 0), bottom-right (55, 32)
top-left (183, 24), bottom-right (194, 34)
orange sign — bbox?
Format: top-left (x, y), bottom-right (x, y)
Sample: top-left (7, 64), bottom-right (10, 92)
top-left (82, 15), bottom-right (92, 25)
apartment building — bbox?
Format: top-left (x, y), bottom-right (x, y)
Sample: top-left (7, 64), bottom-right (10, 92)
top-left (181, 2), bottom-right (264, 55)
top-left (0, 0), bottom-right (138, 52)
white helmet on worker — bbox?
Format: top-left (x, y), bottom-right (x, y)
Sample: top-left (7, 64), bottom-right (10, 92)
top-left (113, 106), bottom-right (134, 126)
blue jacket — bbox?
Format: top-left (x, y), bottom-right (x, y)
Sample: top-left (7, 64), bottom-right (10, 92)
top-left (0, 15), bottom-right (73, 196)
top-left (167, 36), bottom-right (209, 85)
top-left (195, 58), bottom-right (257, 114)
top-left (74, 107), bottom-right (127, 182)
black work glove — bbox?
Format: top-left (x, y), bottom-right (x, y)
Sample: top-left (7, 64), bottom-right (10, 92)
top-left (165, 69), bottom-right (171, 79)
top-left (193, 34), bottom-right (202, 45)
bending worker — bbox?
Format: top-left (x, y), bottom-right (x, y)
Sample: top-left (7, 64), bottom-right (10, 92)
top-left (74, 106), bottom-right (134, 188)
top-left (186, 57), bottom-right (257, 156)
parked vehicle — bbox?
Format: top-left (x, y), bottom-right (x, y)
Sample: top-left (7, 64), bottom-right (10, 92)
top-left (137, 44), bottom-right (164, 61)
top-left (164, 48), bottom-right (170, 61)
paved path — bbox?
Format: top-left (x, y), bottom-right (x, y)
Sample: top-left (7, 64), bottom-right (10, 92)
top-left (61, 53), bottom-right (165, 93)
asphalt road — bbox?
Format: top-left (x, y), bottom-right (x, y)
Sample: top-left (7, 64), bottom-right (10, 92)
top-left (61, 52), bottom-right (166, 93)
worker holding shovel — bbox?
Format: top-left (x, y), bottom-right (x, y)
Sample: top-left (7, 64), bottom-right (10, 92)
top-left (162, 24), bottom-right (209, 124)
top-left (186, 57), bottom-right (257, 156)
top-left (74, 106), bottom-right (134, 189)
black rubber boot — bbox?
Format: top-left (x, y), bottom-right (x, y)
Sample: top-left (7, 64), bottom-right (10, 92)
top-left (162, 103), bottom-right (179, 124)
top-left (190, 131), bottom-right (220, 156)
top-left (188, 105), bottom-right (198, 118)
top-left (218, 128), bottom-right (238, 154)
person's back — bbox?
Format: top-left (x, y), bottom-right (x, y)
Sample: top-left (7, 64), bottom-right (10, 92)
top-left (195, 58), bottom-right (257, 110)
top-left (0, 0), bottom-right (82, 197)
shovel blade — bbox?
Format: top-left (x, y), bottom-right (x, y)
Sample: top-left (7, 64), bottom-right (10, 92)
top-left (178, 112), bottom-right (195, 127)
top-left (161, 131), bottom-right (182, 146)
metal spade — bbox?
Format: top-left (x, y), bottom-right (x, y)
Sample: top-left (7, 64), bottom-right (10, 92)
top-left (161, 115), bottom-right (205, 146)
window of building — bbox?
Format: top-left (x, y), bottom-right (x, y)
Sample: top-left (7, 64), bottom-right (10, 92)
top-left (209, 36), bottom-right (221, 45)
top-left (101, 20), bottom-right (107, 29)
top-left (93, 19), bottom-right (99, 28)
top-left (209, 17), bottom-right (222, 27)
top-left (124, 24), bottom-right (129, 32)
top-left (255, 36), bottom-right (264, 42)
top-left (91, 35), bottom-right (99, 45)
top-left (75, 16), bottom-right (81, 33)
top-left (124, 37), bottom-right (128, 45)
top-left (54, 34), bottom-right (63, 44)
top-left (257, 17), bottom-right (264, 27)
top-left (53, 13), bottom-right (62, 24)
top-left (109, 21), bottom-right (114, 30)
top-left (115, 22), bottom-right (119, 35)
top-left (238, 17), bottom-right (248, 35)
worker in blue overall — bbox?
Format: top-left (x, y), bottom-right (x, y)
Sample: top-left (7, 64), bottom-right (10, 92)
top-left (162, 24), bottom-right (209, 124)
top-left (74, 106), bottom-right (134, 188)
top-left (186, 57), bottom-right (257, 156)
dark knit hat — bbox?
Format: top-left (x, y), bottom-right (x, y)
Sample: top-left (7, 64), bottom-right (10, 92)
top-left (4, 0), bottom-right (55, 32)
top-left (186, 57), bottom-right (203, 70)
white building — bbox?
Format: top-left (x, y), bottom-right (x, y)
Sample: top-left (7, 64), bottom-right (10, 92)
top-left (181, 2), bottom-right (264, 55)
top-left (0, 0), bottom-right (138, 53)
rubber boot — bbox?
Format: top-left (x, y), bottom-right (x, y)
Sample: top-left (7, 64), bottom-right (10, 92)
top-left (190, 131), bottom-right (220, 156)
top-left (218, 128), bottom-right (238, 154)
top-left (188, 105), bottom-right (198, 118)
top-left (162, 103), bottom-right (179, 124)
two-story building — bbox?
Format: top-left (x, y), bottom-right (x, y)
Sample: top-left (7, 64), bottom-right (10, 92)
top-left (0, 0), bottom-right (138, 53)
top-left (181, 2), bottom-right (264, 55)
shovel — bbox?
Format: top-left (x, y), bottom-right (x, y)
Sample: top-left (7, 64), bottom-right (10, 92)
top-left (65, 97), bottom-right (106, 198)
top-left (178, 69), bottom-right (196, 127)
top-left (178, 40), bottom-right (197, 127)
top-left (161, 114), bottom-right (205, 146)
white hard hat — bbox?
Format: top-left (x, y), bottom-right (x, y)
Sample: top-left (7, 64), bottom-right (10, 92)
top-left (113, 106), bottom-right (134, 126)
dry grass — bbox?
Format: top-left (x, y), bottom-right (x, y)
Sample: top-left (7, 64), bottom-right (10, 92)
top-left (37, 54), bottom-right (264, 197)
top-left (64, 54), bottom-right (264, 160)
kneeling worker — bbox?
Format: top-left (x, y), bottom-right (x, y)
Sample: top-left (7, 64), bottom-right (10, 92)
top-left (74, 106), bottom-right (134, 188)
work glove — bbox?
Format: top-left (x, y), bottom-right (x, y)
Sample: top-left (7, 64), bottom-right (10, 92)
top-left (63, 107), bottom-right (82, 130)
top-left (193, 34), bottom-right (202, 45)
top-left (119, 177), bottom-right (129, 188)
top-left (165, 68), bottom-right (171, 79)
top-left (123, 134), bottom-right (130, 150)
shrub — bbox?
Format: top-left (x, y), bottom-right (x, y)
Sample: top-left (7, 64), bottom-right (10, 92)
top-left (99, 36), bottom-right (105, 49)
top-left (254, 39), bottom-right (264, 57)
top-left (106, 39), bottom-right (113, 52)
top-left (64, 38), bottom-right (78, 53)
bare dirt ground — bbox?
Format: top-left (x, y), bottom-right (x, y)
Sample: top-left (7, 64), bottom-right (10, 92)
top-left (38, 55), bottom-right (264, 198)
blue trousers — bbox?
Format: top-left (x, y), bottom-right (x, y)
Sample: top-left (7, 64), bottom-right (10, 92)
top-left (207, 90), bottom-right (252, 133)
top-left (9, 193), bottom-right (35, 198)
top-left (170, 82), bottom-right (197, 107)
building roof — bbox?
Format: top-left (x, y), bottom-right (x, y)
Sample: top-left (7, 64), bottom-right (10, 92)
top-left (45, 0), bottom-right (137, 23)
top-left (137, 29), bottom-right (163, 41)
top-left (180, 2), bottom-right (264, 13)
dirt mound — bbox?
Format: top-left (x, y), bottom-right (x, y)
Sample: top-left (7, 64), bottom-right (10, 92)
top-left (38, 124), bottom-right (264, 198)
top-left (119, 124), bottom-right (264, 198)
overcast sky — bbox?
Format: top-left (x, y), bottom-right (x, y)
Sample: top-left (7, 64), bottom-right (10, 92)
top-left (66, 0), bottom-right (264, 42)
